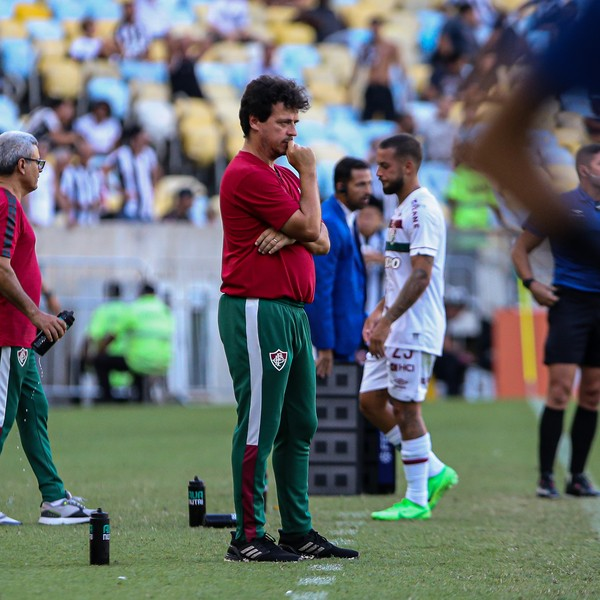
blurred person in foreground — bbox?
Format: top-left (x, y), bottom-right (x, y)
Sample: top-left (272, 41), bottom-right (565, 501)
top-left (305, 157), bottom-right (370, 378)
top-left (512, 144), bottom-right (600, 499)
top-left (218, 75), bottom-right (358, 562)
top-left (359, 134), bottom-right (458, 521)
top-left (472, 0), bottom-right (600, 251)
top-left (0, 131), bottom-right (92, 526)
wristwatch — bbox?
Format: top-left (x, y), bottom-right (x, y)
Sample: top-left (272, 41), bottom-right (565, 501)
top-left (522, 278), bottom-right (535, 289)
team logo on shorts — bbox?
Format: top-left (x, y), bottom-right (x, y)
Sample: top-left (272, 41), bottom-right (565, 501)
top-left (17, 348), bottom-right (28, 367)
top-left (269, 349), bottom-right (288, 371)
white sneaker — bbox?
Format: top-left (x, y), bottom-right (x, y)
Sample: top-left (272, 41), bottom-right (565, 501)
top-left (0, 511), bottom-right (22, 525)
top-left (38, 491), bottom-right (93, 525)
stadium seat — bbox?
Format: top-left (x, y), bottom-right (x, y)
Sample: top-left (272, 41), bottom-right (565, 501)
top-left (14, 2), bottom-right (52, 21)
top-left (338, 3), bottom-right (387, 28)
top-left (84, 0), bottom-right (122, 20)
top-left (1, 38), bottom-right (36, 78)
top-left (47, 0), bottom-right (87, 21)
top-left (0, 95), bottom-right (21, 132)
top-left (201, 82), bottom-right (239, 103)
top-left (275, 43), bottom-right (321, 82)
top-left (326, 103), bottom-right (359, 124)
top-left (120, 60), bottom-right (168, 83)
top-left (133, 99), bottom-right (177, 148)
top-left (181, 122), bottom-right (222, 167)
top-left (81, 59), bottom-right (121, 81)
top-left (0, 19), bottom-right (28, 38)
top-left (311, 140), bottom-right (347, 163)
top-left (93, 19), bottom-right (118, 39)
top-left (174, 97), bottom-right (216, 124)
top-left (87, 76), bottom-right (130, 119)
top-left (154, 174), bottom-right (207, 218)
top-left (269, 22), bottom-right (316, 45)
top-left (26, 19), bottom-right (64, 41)
top-left (40, 58), bottom-right (83, 99)
top-left (324, 27), bottom-right (371, 55)
top-left (202, 41), bottom-right (251, 63)
top-left (417, 9), bottom-right (445, 57)
top-left (130, 81), bottom-right (170, 102)
top-left (148, 39), bottom-right (169, 62)
top-left (546, 164), bottom-right (579, 192)
top-left (307, 80), bottom-right (348, 106)
top-left (553, 127), bottom-right (587, 155)
top-left (294, 119), bottom-right (332, 147)
top-left (317, 43), bottom-right (354, 85)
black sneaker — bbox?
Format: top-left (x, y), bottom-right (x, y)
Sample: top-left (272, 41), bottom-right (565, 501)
top-left (278, 529), bottom-right (359, 559)
top-left (224, 532), bottom-right (302, 562)
top-left (565, 473), bottom-right (600, 497)
top-left (536, 472), bottom-right (560, 499)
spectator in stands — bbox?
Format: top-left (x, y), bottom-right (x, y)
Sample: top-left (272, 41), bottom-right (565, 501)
top-left (104, 124), bottom-right (160, 221)
top-left (60, 139), bottom-right (105, 226)
top-left (425, 51), bottom-right (469, 101)
top-left (294, 0), bottom-right (346, 43)
top-left (23, 138), bottom-right (59, 227)
top-left (206, 0), bottom-right (256, 43)
top-left (418, 96), bottom-right (459, 165)
top-left (25, 99), bottom-right (79, 149)
top-left (353, 17), bottom-right (405, 121)
top-left (357, 195), bottom-right (386, 315)
top-left (73, 101), bottom-right (122, 157)
top-left (94, 281), bottom-right (174, 403)
top-left (167, 36), bottom-right (207, 100)
top-left (249, 41), bottom-right (284, 80)
top-left (69, 17), bottom-right (115, 62)
top-left (115, 0), bottom-right (149, 60)
top-left (162, 188), bottom-right (193, 222)
top-left (439, 2), bottom-right (480, 62)
top-left (135, 0), bottom-right (171, 41)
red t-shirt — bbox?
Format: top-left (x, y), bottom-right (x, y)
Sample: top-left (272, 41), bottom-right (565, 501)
top-left (220, 151), bottom-right (315, 303)
top-left (0, 188), bottom-right (41, 347)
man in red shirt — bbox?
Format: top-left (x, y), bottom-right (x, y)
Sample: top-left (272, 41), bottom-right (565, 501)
top-left (219, 75), bottom-right (358, 561)
top-left (0, 131), bottom-right (92, 526)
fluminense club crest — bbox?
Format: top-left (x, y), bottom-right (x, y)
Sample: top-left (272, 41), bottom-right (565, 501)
top-left (17, 347), bottom-right (28, 367)
top-left (269, 349), bottom-right (288, 372)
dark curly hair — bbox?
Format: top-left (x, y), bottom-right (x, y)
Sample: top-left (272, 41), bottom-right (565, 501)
top-left (239, 76), bottom-right (310, 138)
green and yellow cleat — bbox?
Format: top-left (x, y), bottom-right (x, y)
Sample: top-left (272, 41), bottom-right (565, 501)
top-left (371, 498), bottom-right (431, 521)
top-left (428, 465), bottom-right (459, 510)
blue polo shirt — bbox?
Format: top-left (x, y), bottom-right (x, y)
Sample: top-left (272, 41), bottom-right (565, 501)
top-left (525, 187), bottom-right (600, 293)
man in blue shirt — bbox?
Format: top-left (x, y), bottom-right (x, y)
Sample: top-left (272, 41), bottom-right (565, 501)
top-left (305, 157), bottom-right (371, 378)
top-left (512, 144), bottom-right (600, 499)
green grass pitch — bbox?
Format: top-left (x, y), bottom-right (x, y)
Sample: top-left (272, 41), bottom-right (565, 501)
top-left (1, 401), bottom-right (600, 599)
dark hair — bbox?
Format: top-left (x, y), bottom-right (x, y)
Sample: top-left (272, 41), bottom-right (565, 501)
top-left (365, 194), bottom-right (384, 214)
top-left (105, 280), bottom-right (121, 299)
top-left (575, 143), bottom-right (600, 169)
top-left (139, 281), bottom-right (155, 296)
top-left (334, 156), bottom-right (369, 189)
top-left (379, 134), bottom-right (423, 169)
top-left (239, 76), bottom-right (310, 138)
top-left (177, 188), bottom-right (193, 199)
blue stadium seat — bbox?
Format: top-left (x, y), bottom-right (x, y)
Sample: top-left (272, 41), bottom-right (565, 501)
top-left (294, 119), bottom-right (332, 147)
top-left (84, 0), bottom-right (122, 20)
top-left (48, 0), bottom-right (87, 21)
top-left (26, 19), bottom-right (64, 41)
top-left (275, 44), bottom-right (321, 82)
top-left (328, 120), bottom-right (370, 158)
top-left (417, 9), bottom-right (445, 57)
top-left (0, 95), bottom-right (20, 132)
top-left (120, 60), bottom-right (168, 83)
top-left (0, 38), bottom-right (36, 78)
top-left (325, 104), bottom-right (359, 125)
top-left (360, 120), bottom-right (397, 145)
top-left (0, 0), bottom-right (17, 19)
top-left (87, 77), bottom-right (130, 120)
top-left (324, 28), bottom-right (370, 56)
top-left (317, 158), bottom-right (337, 199)
top-left (195, 61), bottom-right (232, 85)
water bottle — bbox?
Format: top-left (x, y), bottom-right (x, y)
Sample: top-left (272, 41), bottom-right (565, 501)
top-left (89, 509), bottom-right (110, 565)
top-left (32, 310), bottom-right (75, 356)
top-left (188, 476), bottom-right (206, 527)
top-left (203, 513), bottom-right (237, 528)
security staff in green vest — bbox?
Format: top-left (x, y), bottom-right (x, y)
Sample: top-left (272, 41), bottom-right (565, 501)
top-left (94, 281), bottom-right (174, 402)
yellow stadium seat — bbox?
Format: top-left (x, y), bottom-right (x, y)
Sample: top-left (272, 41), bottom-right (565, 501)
top-left (80, 59), bottom-right (121, 81)
top-left (94, 19), bottom-right (118, 39)
top-left (62, 19), bottom-right (80, 40)
top-left (148, 39), bottom-right (168, 62)
top-left (338, 3), bottom-right (385, 29)
top-left (130, 80), bottom-right (170, 102)
top-left (34, 38), bottom-right (67, 59)
top-left (265, 5), bottom-right (297, 25)
top-left (269, 21), bottom-right (316, 45)
top-left (546, 164), bottom-right (579, 192)
top-left (311, 141), bottom-right (347, 163)
top-left (202, 82), bottom-right (239, 103)
top-left (407, 62), bottom-right (432, 97)
top-left (307, 80), bottom-right (348, 105)
top-left (14, 3), bottom-right (51, 21)
top-left (174, 97), bottom-right (216, 123)
top-left (317, 43), bottom-right (354, 85)
top-left (154, 175), bottom-right (207, 218)
top-left (553, 127), bottom-right (587, 155)
top-left (40, 59), bottom-right (83, 99)
top-left (0, 19), bottom-right (28, 38)
top-left (202, 41), bottom-right (250, 63)
top-left (181, 122), bottom-right (222, 167)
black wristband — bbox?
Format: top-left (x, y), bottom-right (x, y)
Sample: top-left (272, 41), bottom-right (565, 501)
top-left (522, 278), bottom-right (535, 289)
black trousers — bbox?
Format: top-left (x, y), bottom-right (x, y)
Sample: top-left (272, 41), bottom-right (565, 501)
top-left (93, 353), bottom-right (144, 402)
top-left (362, 83), bottom-right (396, 121)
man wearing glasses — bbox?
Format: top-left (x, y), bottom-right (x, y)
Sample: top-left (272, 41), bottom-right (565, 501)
top-left (0, 131), bottom-right (93, 526)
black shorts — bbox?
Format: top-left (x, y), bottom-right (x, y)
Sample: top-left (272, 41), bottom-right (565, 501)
top-left (545, 286), bottom-right (600, 366)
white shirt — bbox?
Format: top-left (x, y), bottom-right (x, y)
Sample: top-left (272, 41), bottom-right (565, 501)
top-left (74, 113), bottom-right (122, 155)
top-left (207, 0), bottom-right (249, 37)
top-left (69, 36), bottom-right (103, 61)
top-left (384, 187), bottom-right (446, 355)
top-left (135, 0), bottom-right (171, 39)
top-left (107, 144), bottom-right (157, 221)
top-left (60, 162), bottom-right (105, 225)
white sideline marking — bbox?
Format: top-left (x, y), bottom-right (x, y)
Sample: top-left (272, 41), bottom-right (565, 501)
top-left (529, 399), bottom-right (600, 536)
top-left (288, 593), bottom-right (329, 600)
top-left (298, 577), bottom-right (335, 586)
top-left (309, 564), bottom-right (343, 572)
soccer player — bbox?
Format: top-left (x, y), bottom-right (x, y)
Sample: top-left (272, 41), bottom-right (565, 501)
top-left (218, 75), bottom-right (359, 561)
top-left (512, 144), bottom-right (600, 498)
top-left (359, 134), bottom-right (458, 520)
top-left (0, 131), bottom-right (92, 526)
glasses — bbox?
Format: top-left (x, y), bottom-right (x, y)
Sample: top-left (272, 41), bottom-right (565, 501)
top-left (20, 157), bottom-right (46, 172)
